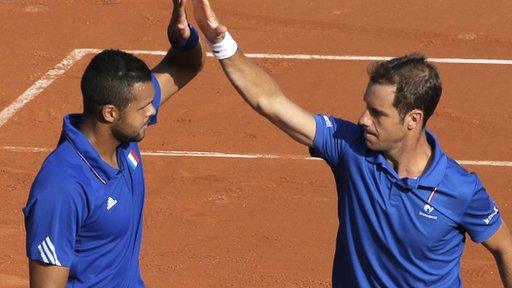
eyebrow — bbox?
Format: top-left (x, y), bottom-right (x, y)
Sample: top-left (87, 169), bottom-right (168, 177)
top-left (367, 105), bottom-right (388, 116)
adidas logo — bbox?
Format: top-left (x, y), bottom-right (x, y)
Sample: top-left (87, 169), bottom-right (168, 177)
top-left (107, 197), bottom-right (118, 210)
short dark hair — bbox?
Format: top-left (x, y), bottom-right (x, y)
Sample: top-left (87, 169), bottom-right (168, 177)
top-left (81, 49), bottom-right (152, 115)
top-left (368, 53), bottom-right (442, 127)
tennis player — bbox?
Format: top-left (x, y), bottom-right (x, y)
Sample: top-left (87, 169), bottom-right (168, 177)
top-left (23, 0), bottom-right (203, 286)
top-left (190, 0), bottom-right (512, 287)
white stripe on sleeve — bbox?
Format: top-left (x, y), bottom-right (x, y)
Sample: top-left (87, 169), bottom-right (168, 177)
top-left (41, 241), bottom-right (56, 265)
top-left (37, 244), bottom-right (50, 264)
top-left (44, 237), bottom-right (61, 266)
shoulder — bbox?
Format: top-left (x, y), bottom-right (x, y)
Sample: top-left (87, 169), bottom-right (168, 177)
top-left (311, 114), bottom-right (366, 165)
top-left (444, 157), bottom-right (480, 197)
top-left (30, 143), bottom-right (89, 201)
top-left (439, 156), bottom-right (487, 218)
top-left (314, 114), bottom-right (363, 142)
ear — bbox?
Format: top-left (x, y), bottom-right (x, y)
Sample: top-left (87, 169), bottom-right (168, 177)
top-left (100, 105), bottom-right (119, 123)
top-left (406, 109), bottom-right (424, 130)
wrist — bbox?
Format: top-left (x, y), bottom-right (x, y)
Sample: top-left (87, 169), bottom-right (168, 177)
top-left (210, 31), bottom-right (238, 60)
top-left (170, 24), bottom-right (200, 52)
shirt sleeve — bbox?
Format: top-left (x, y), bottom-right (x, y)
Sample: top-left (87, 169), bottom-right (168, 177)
top-left (148, 74), bottom-right (162, 126)
top-left (23, 174), bottom-right (86, 267)
top-left (460, 175), bottom-right (502, 243)
top-left (309, 114), bottom-right (361, 167)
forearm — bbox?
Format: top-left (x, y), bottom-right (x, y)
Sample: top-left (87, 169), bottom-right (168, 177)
top-left (154, 43), bottom-right (204, 83)
top-left (165, 43), bottom-right (205, 73)
top-left (152, 32), bottom-right (204, 104)
top-left (495, 251), bottom-right (512, 288)
top-left (219, 50), bottom-right (285, 113)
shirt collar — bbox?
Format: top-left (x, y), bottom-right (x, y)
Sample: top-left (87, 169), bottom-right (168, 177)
top-left (364, 130), bottom-right (447, 189)
top-left (417, 130), bottom-right (447, 188)
top-left (60, 114), bottom-right (121, 184)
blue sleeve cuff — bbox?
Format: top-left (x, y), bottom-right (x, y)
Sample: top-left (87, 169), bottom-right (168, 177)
top-left (170, 24), bottom-right (200, 52)
top-left (309, 114), bottom-right (327, 159)
top-left (472, 217), bottom-right (503, 243)
top-left (149, 74), bottom-right (161, 125)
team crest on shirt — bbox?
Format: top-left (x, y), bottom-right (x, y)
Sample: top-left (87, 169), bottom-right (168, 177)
top-left (127, 149), bottom-right (139, 170)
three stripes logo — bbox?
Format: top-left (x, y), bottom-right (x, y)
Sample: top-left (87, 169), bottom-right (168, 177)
top-left (37, 236), bottom-right (61, 266)
top-left (107, 196), bottom-right (117, 210)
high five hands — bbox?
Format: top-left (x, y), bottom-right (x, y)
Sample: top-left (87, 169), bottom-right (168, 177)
top-left (190, 0), bottom-right (227, 44)
top-left (169, 0), bottom-right (191, 47)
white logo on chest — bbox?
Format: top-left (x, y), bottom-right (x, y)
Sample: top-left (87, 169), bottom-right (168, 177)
top-left (419, 188), bottom-right (438, 220)
top-left (419, 204), bottom-right (438, 220)
top-left (423, 204), bottom-right (434, 213)
top-left (107, 197), bottom-right (118, 210)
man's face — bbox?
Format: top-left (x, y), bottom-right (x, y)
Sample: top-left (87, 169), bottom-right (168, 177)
top-left (358, 83), bottom-right (407, 152)
top-left (111, 81), bottom-right (156, 143)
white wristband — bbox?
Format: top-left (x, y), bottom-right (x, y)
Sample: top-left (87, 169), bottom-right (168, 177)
top-left (210, 31), bottom-right (238, 60)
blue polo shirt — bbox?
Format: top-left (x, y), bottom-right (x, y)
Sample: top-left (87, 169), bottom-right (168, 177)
top-left (310, 115), bottom-right (502, 288)
top-left (23, 76), bottom-right (161, 287)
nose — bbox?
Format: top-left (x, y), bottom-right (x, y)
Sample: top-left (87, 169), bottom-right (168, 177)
top-left (358, 110), bottom-right (371, 127)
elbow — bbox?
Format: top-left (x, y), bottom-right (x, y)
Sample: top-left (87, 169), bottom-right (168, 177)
top-left (253, 94), bottom-right (280, 117)
top-left (190, 49), bottom-right (206, 73)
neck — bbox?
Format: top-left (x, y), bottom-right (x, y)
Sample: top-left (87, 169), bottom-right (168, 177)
top-left (78, 115), bottom-right (120, 169)
top-left (384, 131), bottom-right (432, 179)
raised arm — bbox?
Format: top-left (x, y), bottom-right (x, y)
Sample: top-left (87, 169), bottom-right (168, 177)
top-left (191, 0), bottom-right (316, 147)
top-left (152, 0), bottom-right (205, 106)
top-left (483, 222), bottom-right (512, 287)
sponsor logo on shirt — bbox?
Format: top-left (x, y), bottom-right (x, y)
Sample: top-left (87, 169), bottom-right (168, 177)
top-left (107, 197), bottom-right (118, 210)
top-left (127, 149), bottom-right (139, 170)
top-left (419, 204), bottom-right (438, 220)
top-left (483, 206), bottom-right (499, 225)
top-left (423, 204), bottom-right (434, 213)
top-left (419, 187), bottom-right (438, 220)
top-left (322, 115), bottom-right (333, 128)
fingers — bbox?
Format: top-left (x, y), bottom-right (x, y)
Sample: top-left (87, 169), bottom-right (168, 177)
top-left (169, 0), bottom-right (191, 46)
top-left (179, 0), bottom-right (187, 9)
top-left (191, 0), bottom-right (226, 43)
top-left (178, 0), bottom-right (187, 15)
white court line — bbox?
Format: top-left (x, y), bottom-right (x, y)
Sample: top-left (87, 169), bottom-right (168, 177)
top-left (0, 49), bottom-right (90, 128)
top-left (4, 48), bottom-right (512, 128)
top-left (2, 48), bottom-right (511, 167)
top-left (115, 49), bottom-right (512, 65)
top-left (1, 146), bottom-right (511, 167)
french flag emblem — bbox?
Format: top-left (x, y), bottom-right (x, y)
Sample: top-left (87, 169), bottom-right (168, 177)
top-left (127, 149), bottom-right (139, 170)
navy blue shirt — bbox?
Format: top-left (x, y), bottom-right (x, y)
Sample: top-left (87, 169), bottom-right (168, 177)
top-left (310, 115), bottom-right (502, 288)
top-left (23, 76), bottom-right (161, 287)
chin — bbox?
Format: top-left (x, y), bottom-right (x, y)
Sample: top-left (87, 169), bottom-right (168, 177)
top-left (116, 133), bottom-right (144, 143)
top-left (132, 133), bottom-right (145, 142)
top-left (365, 141), bottom-right (383, 152)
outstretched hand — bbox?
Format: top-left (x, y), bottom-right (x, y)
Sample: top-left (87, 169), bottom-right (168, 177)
top-left (169, 0), bottom-right (191, 46)
top-left (191, 0), bottom-right (227, 44)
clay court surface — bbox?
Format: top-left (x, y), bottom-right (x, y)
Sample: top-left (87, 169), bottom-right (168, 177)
top-left (1, 0), bottom-right (512, 287)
